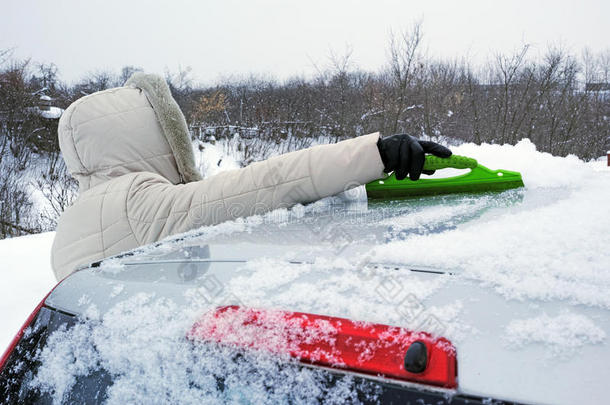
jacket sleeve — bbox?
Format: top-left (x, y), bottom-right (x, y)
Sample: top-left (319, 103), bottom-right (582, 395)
top-left (126, 132), bottom-right (385, 244)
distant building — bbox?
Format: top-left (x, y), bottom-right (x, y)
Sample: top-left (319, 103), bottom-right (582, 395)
top-left (35, 94), bottom-right (64, 119)
top-left (0, 93), bottom-right (64, 124)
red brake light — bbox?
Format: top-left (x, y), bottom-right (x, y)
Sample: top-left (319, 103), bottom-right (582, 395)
top-left (188, 306), bottom-right (457, 388)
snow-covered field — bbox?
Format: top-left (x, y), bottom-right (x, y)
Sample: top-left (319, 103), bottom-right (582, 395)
top-left (0, 232), bottom-right (56, 352)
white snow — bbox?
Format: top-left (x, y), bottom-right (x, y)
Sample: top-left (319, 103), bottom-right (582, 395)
top-left (39, 106), bottom-right (63, 119)
top-left (449, 138), bottom-right (589, 189)
top-left (31, 294), bottom-right (376, 404)
top-left (371, 139), bottom-right (610, 308)
top-left (193, 139), bottom-right (240, 177)
top-left (0, 232), bottom-right (56, 352)
top-left (505, 311), bottom-right (606, 357)
top-left (224, 257), bottom-right (459, 337)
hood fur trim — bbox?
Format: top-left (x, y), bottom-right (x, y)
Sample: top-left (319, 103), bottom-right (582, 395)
top-left (125, 73), bottom-right (202, 183)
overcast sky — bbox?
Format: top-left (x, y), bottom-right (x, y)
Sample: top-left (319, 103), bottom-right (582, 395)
top-left (2, 0), bottom-right (608, 85)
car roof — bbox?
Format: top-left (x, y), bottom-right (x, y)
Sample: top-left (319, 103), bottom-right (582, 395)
top-left (46, 191), bottom-right (610, 404)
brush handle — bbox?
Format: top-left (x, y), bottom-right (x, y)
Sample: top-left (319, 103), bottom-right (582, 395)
top-left (423, 155), bottom-right (478, 171)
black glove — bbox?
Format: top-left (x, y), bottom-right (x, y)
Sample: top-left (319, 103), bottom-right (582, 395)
top-left (377, 134), bottom-right (452, 181)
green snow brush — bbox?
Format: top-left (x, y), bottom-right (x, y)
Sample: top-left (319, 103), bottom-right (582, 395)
top-left (365, 155), bottom-right (524, 199)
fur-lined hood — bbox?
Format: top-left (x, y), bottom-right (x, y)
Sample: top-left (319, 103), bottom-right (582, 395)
top-left (58, 73), bottom-right (202, 192)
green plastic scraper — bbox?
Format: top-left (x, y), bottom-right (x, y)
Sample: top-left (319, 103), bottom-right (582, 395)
top-left (365, 155), bottom-right (524, 199)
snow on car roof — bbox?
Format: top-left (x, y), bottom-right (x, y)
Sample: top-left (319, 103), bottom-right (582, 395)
top-left (38, 139), bottom-right (610, 403)
top-left (94, 138), bottom-right (610, 309)
top-left (53, 138), bottom-right (610, 345)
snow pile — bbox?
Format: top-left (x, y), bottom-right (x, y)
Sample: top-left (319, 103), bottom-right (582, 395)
top-left (449, 139), bottom-right (590, 189)
top-left (39, 106), bottom-right (64, 120)
top-left (0, 232), bottom-right (56, 352)
top-left (371, 139), bottom-right (610, 308)
top-left (505, 311), bottom-right (606, 357)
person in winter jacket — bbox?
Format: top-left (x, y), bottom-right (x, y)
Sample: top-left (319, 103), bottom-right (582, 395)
top-left (51, 73), bottom-right (451, 280)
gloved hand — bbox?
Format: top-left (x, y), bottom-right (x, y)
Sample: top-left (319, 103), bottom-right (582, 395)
top-left (377, 134), bottom-right (452, 181)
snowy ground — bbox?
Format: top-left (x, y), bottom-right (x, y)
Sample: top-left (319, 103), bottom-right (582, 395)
top-left (0, 232), bottom-right (56, 352)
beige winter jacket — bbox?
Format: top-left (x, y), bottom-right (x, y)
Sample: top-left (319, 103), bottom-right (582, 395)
top-left (51, 73), bottom-right (385, 280)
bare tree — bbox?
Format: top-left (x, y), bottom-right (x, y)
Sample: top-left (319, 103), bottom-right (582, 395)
top-left (387, 21), bottom-right (424, 134)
